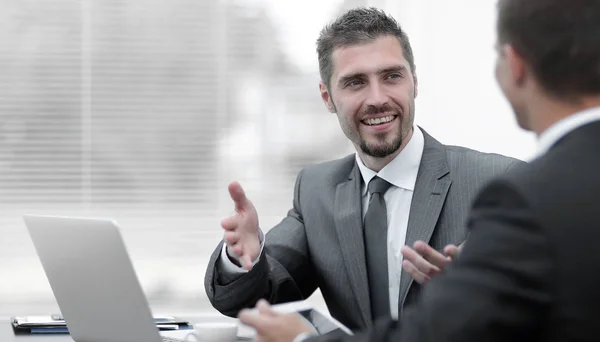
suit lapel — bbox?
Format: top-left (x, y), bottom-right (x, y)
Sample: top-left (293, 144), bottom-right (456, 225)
top-left (334, 163), bottom-right (372, 327)
top-left (398, 129), bottom-right (451, 310)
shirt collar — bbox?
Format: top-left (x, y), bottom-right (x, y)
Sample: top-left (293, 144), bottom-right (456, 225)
top-left (536, 106), bottom-right (600, 157)
top-left (355, 126), bottom-right (425, 195)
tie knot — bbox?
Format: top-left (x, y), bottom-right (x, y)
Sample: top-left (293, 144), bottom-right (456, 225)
top-left (368, 176), bottom-right (392, 194)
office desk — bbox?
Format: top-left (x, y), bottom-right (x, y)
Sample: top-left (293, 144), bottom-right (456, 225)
top-left (1, 316), bottom-right (253, 342)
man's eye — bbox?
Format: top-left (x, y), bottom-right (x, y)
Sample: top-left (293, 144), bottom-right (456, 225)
top-left (387, 73), bottom-right (402, 79)
top-left (347, 80), bottom-right (363, 87)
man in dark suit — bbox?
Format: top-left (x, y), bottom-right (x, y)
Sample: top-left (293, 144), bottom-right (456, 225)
top-left (238, 0), bottom-right (600, 341)
top-left (205, 7), bottom-right (520, 332)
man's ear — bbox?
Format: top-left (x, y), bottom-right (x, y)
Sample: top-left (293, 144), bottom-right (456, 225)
top-left (319, 81), bottom-right (336, 113)
top-left (504, 44), bottom-right (526, 87)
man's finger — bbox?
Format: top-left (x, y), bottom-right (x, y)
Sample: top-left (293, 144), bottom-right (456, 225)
top-left (224, 231), bottom-right (239, 245)
top-left (400, 246), bottom-right (424, 267)
top-left (228, 181), bottom-right (250, 212)
top-left (238, 309), bottom-right (270, 333)
top-left (221, 215), bottom-right (238, 231)
top-left (232, 245), bottom-right (243, 256)
top-left (242, 254), bottom-right (253, 270)
top-left (413, 241), bottom-right (449, 269)
top-left (402, 260), bottom-right (429, 284)
top-left (401, 246), bottom-right (440, 276)
top-left (444, 244), bottom-right (460, 260)
top-left (256, 299), bottom-right (278, 317)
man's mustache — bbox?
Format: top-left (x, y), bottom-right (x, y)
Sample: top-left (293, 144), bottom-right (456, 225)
top-left (363, 104), bottom-right (401, 116)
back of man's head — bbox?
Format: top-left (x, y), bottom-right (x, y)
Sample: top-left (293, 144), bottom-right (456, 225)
top-left (316, 7), bottom-right (414, 89)
top-left (497, 0), bottom-right (600, 101)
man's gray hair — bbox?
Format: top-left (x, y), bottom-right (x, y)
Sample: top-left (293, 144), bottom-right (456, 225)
top-left (316, 7), bottom-right (415, 89)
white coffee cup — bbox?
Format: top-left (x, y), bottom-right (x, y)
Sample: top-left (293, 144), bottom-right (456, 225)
top-left (184, 322), bottom-right (238, 342)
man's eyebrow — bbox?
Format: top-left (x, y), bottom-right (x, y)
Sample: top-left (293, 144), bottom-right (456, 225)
top-left (337, 66), bottom-right (408, 86)
top-left (337, 72), bottom-right (366, 86)
top-left (378, 65), bottom-right (407, 74)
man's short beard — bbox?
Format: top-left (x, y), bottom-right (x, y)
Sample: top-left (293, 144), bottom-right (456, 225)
top-left (359, 131), bottom-right (404, 158)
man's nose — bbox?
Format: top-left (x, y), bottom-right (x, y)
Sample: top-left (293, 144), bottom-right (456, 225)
top-left (365, 81), bottom-right (389, 108)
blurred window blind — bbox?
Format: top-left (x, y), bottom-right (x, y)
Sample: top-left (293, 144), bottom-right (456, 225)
top-left (0, 0), bottom-right (83, 207)
top-left (0, 0), bottom-right (223, 216)
top-left (88, 0), bottom-right (220, 212)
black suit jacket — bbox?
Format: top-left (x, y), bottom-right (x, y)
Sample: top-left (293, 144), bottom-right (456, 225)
top-left (319, 120), bottom-right (600, 341)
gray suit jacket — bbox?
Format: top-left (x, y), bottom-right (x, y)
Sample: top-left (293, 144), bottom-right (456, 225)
top-left (204, 127), bottom-right (522, 331)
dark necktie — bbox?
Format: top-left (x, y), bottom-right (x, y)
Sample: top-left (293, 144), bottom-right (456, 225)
top-left (364, 176), bottom-right (392, 321)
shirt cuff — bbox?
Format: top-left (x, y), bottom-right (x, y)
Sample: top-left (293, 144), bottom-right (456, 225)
top-left (218, 229), bottom-right (265, 274)
top-left (293, 332), bottom-right (317, 342)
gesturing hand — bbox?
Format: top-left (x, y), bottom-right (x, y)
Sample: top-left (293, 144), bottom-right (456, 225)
top-left (401, 241), bottom-right (464, 284)
top-left (221, 181), bottom-right (261, 270)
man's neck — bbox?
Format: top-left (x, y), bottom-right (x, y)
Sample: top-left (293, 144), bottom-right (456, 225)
top-left (531, 96), bottom-right (600, 136)
top-left (358, 128), bottom-right (414, 172)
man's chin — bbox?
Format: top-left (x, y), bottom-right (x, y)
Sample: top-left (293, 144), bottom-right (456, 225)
top-left (508, 104), bottom-right (532, 131)
top-left (515, 115), bottom-right (533, 131)
top-left (360, 142), bottom-right (402, 158)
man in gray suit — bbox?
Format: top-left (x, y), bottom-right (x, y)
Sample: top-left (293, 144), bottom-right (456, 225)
top-left (204, 7), bottom-right (520, 331)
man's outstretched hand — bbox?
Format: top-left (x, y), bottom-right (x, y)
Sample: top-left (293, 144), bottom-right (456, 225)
top-left (221, 181), bottom-right (261, 270)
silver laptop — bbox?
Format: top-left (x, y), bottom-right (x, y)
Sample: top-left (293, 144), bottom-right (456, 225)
top-left (23, 214), bottom-right (184, 342)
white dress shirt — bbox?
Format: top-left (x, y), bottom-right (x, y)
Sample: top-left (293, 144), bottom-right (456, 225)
top-left (219, 127), bottom-right (425, 319)
top-left (354, 127), bottom-right (424, 319)
top-left (535, 106), bottom-right (600, 157)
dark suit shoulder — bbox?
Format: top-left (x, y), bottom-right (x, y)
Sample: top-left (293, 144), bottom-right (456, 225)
top-left (467, 123), bottom-right (600, 273)
top-left (497, 123), bottom-right (600, 214)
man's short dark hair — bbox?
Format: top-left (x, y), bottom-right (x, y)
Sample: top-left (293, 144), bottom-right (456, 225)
top-left (316, 7), bottom-right (415, 89)
top-left (497, 0), bottom-right (600, 100)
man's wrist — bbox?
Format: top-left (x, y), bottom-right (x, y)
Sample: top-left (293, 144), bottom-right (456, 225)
top-left (225, 245), bottom-right (243, 267)
top-left (225, 230), bottom-right (264, 263)
top-left (220, 230), bottom-right (265, 274)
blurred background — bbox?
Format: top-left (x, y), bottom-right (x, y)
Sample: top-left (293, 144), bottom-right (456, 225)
top-left (0, 0), bottom-right (535, 318)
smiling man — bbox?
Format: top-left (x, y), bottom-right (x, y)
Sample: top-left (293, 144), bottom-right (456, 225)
top-left (322, 34), bottom-right (416, 172)
top-left (204, 7), bottom-right (520, 332)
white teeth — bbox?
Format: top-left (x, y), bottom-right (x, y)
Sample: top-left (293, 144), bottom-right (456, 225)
top-left (364, 115), bottom-right (394, 126)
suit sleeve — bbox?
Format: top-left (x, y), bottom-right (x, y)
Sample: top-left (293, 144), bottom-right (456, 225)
top-left (204, 169), bottom-right (316, 317)
top-left (314, 178), bottom-right (555, 342)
